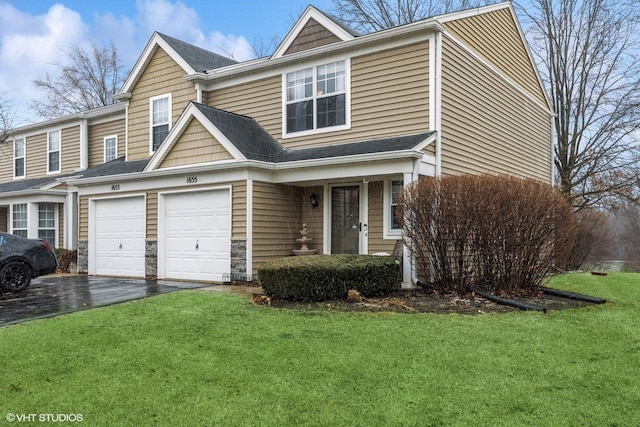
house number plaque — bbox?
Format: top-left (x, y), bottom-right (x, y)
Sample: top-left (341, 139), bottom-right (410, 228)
top-left (186, 176), bottom-right (198, 184)
top-left (110, 184), bottom-right (120, 191)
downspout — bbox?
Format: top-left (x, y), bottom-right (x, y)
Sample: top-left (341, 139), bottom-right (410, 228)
top-left (79, 119), bottom-right (88, 171)
top-left (434, 29), bottom-right (443, 177)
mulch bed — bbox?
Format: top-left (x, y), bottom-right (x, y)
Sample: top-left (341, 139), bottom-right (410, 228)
top-left (253, 289), bottom-right (592, 315)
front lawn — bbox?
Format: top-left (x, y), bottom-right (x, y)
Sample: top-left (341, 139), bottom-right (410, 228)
top-left (0, 273), bottom-right (639, 426)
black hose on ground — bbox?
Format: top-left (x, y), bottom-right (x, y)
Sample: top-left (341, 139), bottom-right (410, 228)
top-left (539, 287), bottom-right (606, 304)
top-left (470, 287), bottom-right (547, 314)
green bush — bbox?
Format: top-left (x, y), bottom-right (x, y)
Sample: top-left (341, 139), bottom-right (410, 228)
top-left (258, 254), bottom-right (399, 302)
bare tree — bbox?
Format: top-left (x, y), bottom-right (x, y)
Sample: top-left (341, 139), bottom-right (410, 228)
top-left (331, 0), bottom-right (493, 33)
top-left (517, 0), bottom-right (640, 211)
top-left (30, 41), bottom-right (127, 120)
top-left (0, 92), bottom-right (16, 159)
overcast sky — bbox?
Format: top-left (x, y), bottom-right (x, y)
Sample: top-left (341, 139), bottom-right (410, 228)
top-left (0, 0), bottom-right (334, 125)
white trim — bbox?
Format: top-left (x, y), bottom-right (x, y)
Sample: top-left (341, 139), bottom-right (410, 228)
top-left (144, 103), bottom-right (246, 172)
top-left (272, 6), bottom-right (355, 59)
top-left (103, 135), bottom-right (118, 163)
top-left (46, 129), bottom-right (61, 175)
top-left (246, 179), bottom-right (253, 277)
top-left (118, 33), bottom-right (197, 96)
top-left (13, 137), bottom-right (25, 179)
top-left (79, 119), bottom-right (88, 171)
top-left (383, 178), bottom-right (404, 239)
top-left (436, 1), bottom-right (511, 23)
top-left (149, 93), bottom-right (172, 154)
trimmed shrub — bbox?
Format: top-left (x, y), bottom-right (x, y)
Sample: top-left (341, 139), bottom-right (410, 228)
top-left (258, 254), bottom-right (398, 302)
top-left (398, 174), bottom-right (576, 295)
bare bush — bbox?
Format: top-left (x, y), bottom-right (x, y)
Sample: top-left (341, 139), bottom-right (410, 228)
top-left (399, 175), bottom-right (576, 295)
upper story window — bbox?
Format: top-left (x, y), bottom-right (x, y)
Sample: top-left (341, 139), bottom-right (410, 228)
top-left (284, 59), bottom-right (349, 137)
top-left (47, 130), bottom-right (61, 173)
top-left (104, 136), bottom-right (118, 162)
top-left (13, 138), bottom-right (25, 178)
top-left (150, 94), bottom-right (171, 152)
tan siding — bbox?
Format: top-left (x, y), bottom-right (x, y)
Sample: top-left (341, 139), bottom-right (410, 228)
top-left (146, 191), bottom-right (158, 240)
top-left (89, 118), bottom-right (126, 166)
top-left (158, 118), bottom-right (233, 169)
top-left (127, 48), bottom-right (197, 161)
top-left (232, 182), bottom-right (247, 238)
top-left (301, 185), bottom-right (324, 253)
top-left (252, 182), bottom-right (302, 274)
top-left (79, 195), bottom-right (88, 241)
top-left (0, 142), bottom-right (11, 182)
top-left (284, 18), bottom-right (342, 55)
top-left (211, 41), bottom-right (430, 150)
top-left (367, 181), bottom-right (397, 254)
top-left (444, 7), bottom-right (548, 106)
top-left (25, 133), bottom-right (47, 178)
top-left (61, 126), bottom-right (81, 173)
top-left (440, 36), bottom-right (552, 181)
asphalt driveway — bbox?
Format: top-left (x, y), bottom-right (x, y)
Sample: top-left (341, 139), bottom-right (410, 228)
top-left (0, 275), bottom-right (207, 326)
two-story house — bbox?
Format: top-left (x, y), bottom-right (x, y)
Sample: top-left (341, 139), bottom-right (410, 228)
top-left (0, 2), bottom-right (553, 287)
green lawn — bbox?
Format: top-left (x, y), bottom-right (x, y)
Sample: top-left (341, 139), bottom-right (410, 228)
top-left (1, 273), bottom-right (639, 426)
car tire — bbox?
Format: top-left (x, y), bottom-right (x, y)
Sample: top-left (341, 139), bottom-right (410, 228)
top-left (0, 260), bottom-right (33, 292)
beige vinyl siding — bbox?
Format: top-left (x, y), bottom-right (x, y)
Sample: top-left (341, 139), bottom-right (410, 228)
top-left (127, 48), bottom-right (197, 161)
top-left (0, 141), bottom-right (11, 181)
top-left (211, 41), bottom-right (430, 150)
top-left (284, 18), bottom-right (342, 55)
top-left (440, 35), bottom-right (552, 181)
top-left (444, 7), bottom-right (548, 106)
top-left (24, 134), bottom-right (46, 178)
top-left (88, 118), bottom-right (126, 166)
top-left (61, 126), bottom-right (80, 173)
top-left (301, 185), bottom-right (324, 253)
top-left (252, 182), bottom-right (301, 274)
top-left (79, 195), bottom-right (89, 241)
top-left (232, 181), bottom-right (247, 238)
top-left (158, 118), bottom-right (233, 169)
top-left (367, 181), bottom-right (398, 254)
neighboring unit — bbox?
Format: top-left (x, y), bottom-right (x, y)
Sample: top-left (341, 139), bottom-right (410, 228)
top-left (0, 2), bottom-right (553, 287)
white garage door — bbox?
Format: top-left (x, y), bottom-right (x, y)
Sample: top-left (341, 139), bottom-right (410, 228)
top-left (93, 196), bottom-right (146, 277)
top-left (161, 189), bottom-right (231, 282)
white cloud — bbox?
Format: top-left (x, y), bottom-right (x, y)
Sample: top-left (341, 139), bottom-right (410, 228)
top-left (0, 0), bottom-right (256, 124)
top-left (0, 3), bottom-right (89, 124)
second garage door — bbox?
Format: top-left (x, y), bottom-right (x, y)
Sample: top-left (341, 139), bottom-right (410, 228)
top-left (160, 189), bottom-right (231, 282)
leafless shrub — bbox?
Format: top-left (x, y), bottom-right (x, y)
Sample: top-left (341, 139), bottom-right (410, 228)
top-left (398, 175), bottom-right (576, 295)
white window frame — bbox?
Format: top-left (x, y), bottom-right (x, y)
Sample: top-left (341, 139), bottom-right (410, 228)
top-left (282, 58), bottom-right (351, 138)
top-left (150, 93), bottom-right (172, 153)
top-left (104, 135), bottom-right (118, 162)
top-left (47, 129), bottom-right (61, 174)
top-left (383, 178), bottom-right (404, 239)
top-left (13, 137), bottom-right (25, 179)
top-left (38, 202), bottom-right (57, 247)
top-left (11, 203), bottom-right (28, 238)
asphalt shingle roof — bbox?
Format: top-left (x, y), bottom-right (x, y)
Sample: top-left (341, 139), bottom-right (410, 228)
top-left (0, 176), bottom-right (65, 194)
top-left (158, 33), bottom-right (237, 72)
top-left (75, 157), bottom-right (149, 179)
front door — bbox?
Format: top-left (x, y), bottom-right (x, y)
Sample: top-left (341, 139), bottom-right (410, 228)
top-left (331, 186), bottom-right (360, 254)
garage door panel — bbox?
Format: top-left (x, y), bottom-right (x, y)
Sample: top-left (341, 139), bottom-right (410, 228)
top-left (93, 197), bottom-right (145, 277)
top-left (162, 189), bottom-right (231, 282)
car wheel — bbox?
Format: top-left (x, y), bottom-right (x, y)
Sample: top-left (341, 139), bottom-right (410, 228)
top-left (0, 260), bottom-right (33, 292)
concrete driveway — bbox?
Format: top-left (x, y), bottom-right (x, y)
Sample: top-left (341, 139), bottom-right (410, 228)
top-left (0, 275), bottom-right (207, 326)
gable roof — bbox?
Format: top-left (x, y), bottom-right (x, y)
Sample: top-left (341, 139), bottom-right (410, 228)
top-left (272, 5), bottom-right (357, 59)
top-left (117, 32), bottom-right (237, 96)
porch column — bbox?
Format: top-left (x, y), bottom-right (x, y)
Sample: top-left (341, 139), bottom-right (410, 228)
top-left (402, 171), bottom-right (415, 288)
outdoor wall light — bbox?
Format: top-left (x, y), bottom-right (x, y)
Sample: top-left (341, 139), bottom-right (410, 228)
top-left (310, 193), bottom-right (319, 209)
